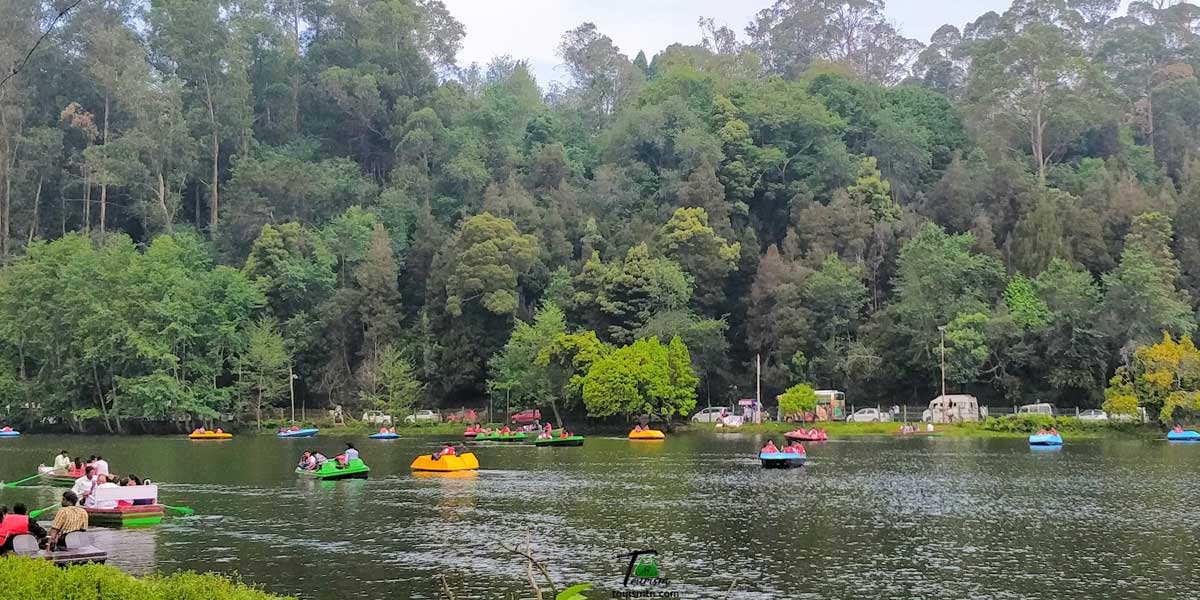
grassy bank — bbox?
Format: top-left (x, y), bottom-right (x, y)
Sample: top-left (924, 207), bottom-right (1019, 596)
top-left (686, 419), bottom-right (1159, 439)
top-left (0, 555), bottom-right (290, 600)
top-left (256, 419), bottom-right (475, 436)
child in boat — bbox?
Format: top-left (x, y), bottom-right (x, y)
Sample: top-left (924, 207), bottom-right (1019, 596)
top-left (761, 440), bottom-right (779, 453)
top-left (1174, 425), bottom-right (1184, 433)
top-left (437, 444), bottom-right (456, 457)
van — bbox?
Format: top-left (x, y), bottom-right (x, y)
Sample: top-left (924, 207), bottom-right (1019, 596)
top-left (922, 395), bottom-right (985, 424)
top-left (1017, 403), bottom-right (1055, 416)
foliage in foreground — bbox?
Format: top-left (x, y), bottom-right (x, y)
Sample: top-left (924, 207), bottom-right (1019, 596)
top-left (0, 556), bottom-right (291, 600)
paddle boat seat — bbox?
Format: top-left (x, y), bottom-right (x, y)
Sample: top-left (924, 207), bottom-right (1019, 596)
top-left (85, 485), bottom-right (164, 527)
top-left (12, 533), bottom-right (108, 565)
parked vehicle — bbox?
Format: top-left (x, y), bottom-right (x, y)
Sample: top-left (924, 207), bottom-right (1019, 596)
top-left (922, 395), bottom-right (985, 424)
top-left (692, 406), bottom-right (733, 423)
top-left (1077, 409), bottom-right (1108, 422)
top-left (814, 390), bottom-right (847, 421)
top-left (404, 410), bottom-right (440, 424)
top-left (1017, 403), bottom-right (1056, 416)
top-left (510, 409), bottom-right (541, 425)
top-left (361, 410), bottom-right (392, 425)
top-left (847, 408), bottom-right (892, 423)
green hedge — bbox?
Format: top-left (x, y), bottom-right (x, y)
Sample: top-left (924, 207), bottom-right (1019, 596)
top-left (979, 414), bottom-right (1102, 433)
top-left (0, 556), bottom-right (292, 600)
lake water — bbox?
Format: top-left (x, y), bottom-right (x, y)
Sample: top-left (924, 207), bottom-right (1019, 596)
top-left (0, 432), bottom-right (1197, 599)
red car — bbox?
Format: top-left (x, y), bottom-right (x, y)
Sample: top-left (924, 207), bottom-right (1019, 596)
top-left (510, 409), bottom-right (541, 425)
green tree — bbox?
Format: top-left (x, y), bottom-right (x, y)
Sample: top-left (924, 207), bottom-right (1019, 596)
top-left (654, 207), bottom-right (740, 314)
top-left (581, 336), bottom-right (697, 420)
top-left (778, 383), bottom-right (818, 418)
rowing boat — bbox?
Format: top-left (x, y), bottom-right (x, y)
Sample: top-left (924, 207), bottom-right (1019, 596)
top-left (295, 458), bottom-right (370, 480)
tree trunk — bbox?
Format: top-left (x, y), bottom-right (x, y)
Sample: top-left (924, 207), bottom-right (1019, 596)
top-left (28, 175), bottom-right (41, 243)
top-left (83, 167), bottom-right (91, 234)
top-left (158, 172), bottom-right (173, 233)
top-left (99, 93), bottom-right (109, 233)
top-left (92, 362), bottom-right (113, 434)
top-left (204, 73), bottom-right (219, 232)
top-left (550, 399), bottom-right (562, 429)
top-left (109, 367), bottom-right (123, 434)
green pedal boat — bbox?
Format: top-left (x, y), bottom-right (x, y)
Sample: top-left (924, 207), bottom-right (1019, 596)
top-left (295, 458), bottom-right (370, 480)
top-left (533, 435), bottom-right (585, 447)
top-left (474, 431), bottom-right (530, 443)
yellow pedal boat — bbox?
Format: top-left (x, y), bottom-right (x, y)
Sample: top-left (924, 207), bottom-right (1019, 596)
top-left (188, 431), bottom-right (233, 440)
top-left (628, 429), bottom-right (665, 440)
top-left (410, 452), bottom-right (480, 472)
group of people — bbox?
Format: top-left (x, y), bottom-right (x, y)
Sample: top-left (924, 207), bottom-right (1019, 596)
top-left (69, 465), bottom-right (152, 509)
top-left (434, 443), bottom-right (469, 458)
top-left (0, 491), bottom-right (90, 553)
top-left (535, 422), bottom-right (574, 439)
top-left (377, 427), bottom-right (398, 434)
top-left (297, 444), bottom-right (360, 470)
top-left (898, 424), bottom-right (934, 434)
top-left (1035, 428), bottom-right (1060, 436)
top-left (190, 427), bottom-right (226, 435)
top-left (760, 439), bottom-right (806, 455)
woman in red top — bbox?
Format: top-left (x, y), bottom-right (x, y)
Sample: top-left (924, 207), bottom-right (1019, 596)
top-left (761, 440), bottom-right (779, 453)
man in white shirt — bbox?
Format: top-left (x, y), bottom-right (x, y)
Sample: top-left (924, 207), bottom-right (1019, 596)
top-left (70, 466), bottom-right (97, 504)
top-left (93, 455), bottom-right (109, 476)
top-left (344, 443), bottom-right (359, 462)
top-left (52, 450), bottom-right (71, 471)
top-left (92, 475), bottom-right (120, 509)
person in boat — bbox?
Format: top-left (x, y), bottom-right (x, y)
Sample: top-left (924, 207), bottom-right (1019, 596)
top-left (538, 430), bottom-right (552, 440)
top-left (90, 475), bottom-right (120, 509)
top-left (379, 427), bottom-right (389, 434)
top-left (94, 455), bottom-right (109, 477)
top-left (345, 443), bottom-right (359, 462)
top-left (44, 491), bottom-right (87, 551)
top-left (297, 451), bottom-right (312, 470)
top-left (1049, 427), bottom-right (1058, 436)
top-left (761, 440), bottom-right (779, 454)
top-left (437, 443), bottom-right (456, 458)
top-left (0, 503), bottom-right (48, 554)
top-left (52, 450), bottom-right (71, 472)
top-left (559, 429), bottom-right (571, 438)
top-left (499, 425), bottom-right (512, 434)
top-left (783, 442), bottom-right (805, 455)
top-left (1174, 425), bottom-right (1184, 434)
top-left (71, 466), bottom-right (97, 506)
top-left (312, 452), bottom-right (328, 468)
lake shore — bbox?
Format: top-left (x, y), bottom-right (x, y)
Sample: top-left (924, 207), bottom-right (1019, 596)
top-left (683, 420), bottom-right (1161, 439)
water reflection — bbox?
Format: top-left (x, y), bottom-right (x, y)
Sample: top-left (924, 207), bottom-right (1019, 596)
top-left (2, 434), bottom-right (1199, 599)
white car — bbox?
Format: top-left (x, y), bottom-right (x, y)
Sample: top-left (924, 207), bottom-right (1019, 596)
top-left (847, 408), bottom-right (892, 423)
top-left (361, 410), bottom-right (392, 425)
top-left (1017, 402), bottom-right (1056, 416)
top-left (404, 410), bottom-right (440, 424)
top-left (1077, 409), bottom-right (1108, 422)
top-left (691, 406), bottom-right (733, 423)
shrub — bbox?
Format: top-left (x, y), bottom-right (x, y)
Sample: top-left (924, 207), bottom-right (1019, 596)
top-left (979, 415), bottom-right (1099, 433)
top-left (0, 556), bottom-right (292, 600)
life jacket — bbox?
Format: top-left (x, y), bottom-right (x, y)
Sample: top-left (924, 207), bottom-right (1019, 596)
top-left (439, 447), bottom-right (456, 457)
top-left (1, 514), bottom-right (30, 537)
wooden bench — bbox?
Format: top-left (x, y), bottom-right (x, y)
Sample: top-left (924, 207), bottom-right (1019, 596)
top-left (11, 533), bottom-right (108, 565)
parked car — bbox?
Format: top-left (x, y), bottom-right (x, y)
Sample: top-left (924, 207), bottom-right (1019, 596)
top-left (510, 409), bottom-right (541, 425)
top-left (692, 406), bottom-right (733, 423)
top-left (847, 408), bottom-right (892, 423)
top-left (1017, 402), bottom-right (1056, 416)
top-left (922, 395), bottom-right (985, 423)
top-left (1077, 409), bottom-right (1108, 422)
top-left (404, 410), bottom-right (440, 424)
top-left (361, 410), bottom-right (392, 425)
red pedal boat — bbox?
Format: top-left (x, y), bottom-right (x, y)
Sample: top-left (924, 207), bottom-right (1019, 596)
top-left (784, 428), bottom-right (827, 442)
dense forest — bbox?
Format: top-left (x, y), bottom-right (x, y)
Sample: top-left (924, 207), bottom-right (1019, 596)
top-left (2, 0), bottom-right (1200, 430)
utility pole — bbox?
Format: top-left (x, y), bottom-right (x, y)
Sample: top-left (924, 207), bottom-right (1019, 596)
top-left (289, 365), bottom-right (297, 424)
top-left (755, 353), bottom-right (762, 424)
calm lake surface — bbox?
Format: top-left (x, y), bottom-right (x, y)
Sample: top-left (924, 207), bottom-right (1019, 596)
top-left (1, 432), bottom-right (1197, 599)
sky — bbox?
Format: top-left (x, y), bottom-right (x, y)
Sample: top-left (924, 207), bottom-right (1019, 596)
top-left (441, 0), bottom-right (1018, 86)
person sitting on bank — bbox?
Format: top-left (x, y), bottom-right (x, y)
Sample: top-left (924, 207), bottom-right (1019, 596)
top-left (53, 450), bottom-right (71, 472)
top-left (0, 503), bottom-right (49, 553)
top-left (44, 492), bottom-right (88, 551)
top-left (761, 440), bottom-right (779, 454)
top-left (345, 443), bottom-right (359, 462)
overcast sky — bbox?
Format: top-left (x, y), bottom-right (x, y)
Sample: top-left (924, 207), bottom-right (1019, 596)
top-left (441, 0), bottom-right (1018, 86)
